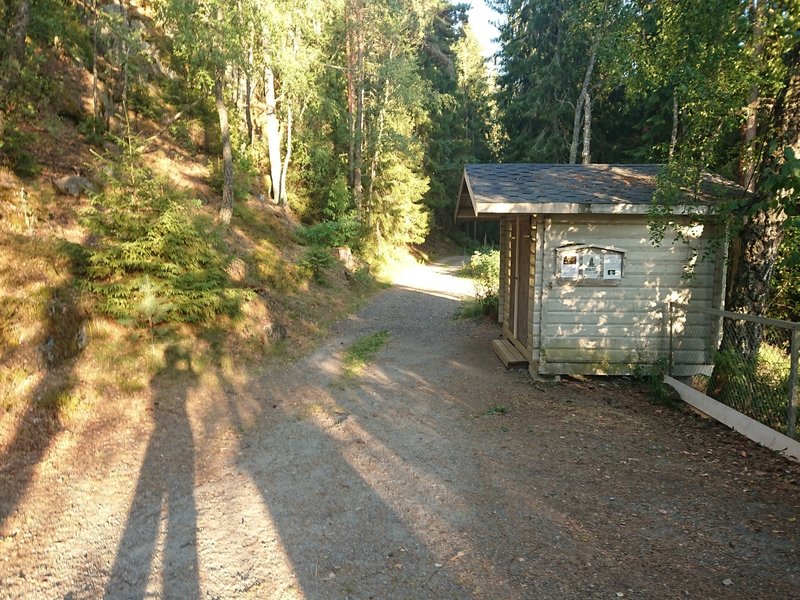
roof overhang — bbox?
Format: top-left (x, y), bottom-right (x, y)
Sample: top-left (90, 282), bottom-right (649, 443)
top-left (453, 166), bottom-right (715, 221)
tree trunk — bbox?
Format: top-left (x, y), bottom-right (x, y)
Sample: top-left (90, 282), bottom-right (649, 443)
top-left (581, 91), bottom-right (592, 164)
top-left (0, 0), bottom-right (32, 137)
top-left (711, 39), bottom-right (799, 394)
top-left (740, 0), bottom-right (762, 193)
top-left (353, 35), bottom-right (365, 213)
top-left (92, 0), bottom-right (99, 124)
top-left (366, 70), bottom-right (392, 219)
top-left (245, 45), bottom-right (254, 146)
top-left (215, 74), bottom-right (235, 225)
top-left (7, 0), bottom-right (31, 65)
top-left (279, 104), bottom-right (293, 207)
top-left (118, 0), bottom-right (130, 143)
top-left (264, 66), bottom-right (282, 203)
top-left (345, 1), bottom-right (357, 188)
top-left (570, 45), bottom-right (597, 164)
top-left (669, 92), bottom-right (678, 157)
top-left (346, 0), bottom-right (365, 213)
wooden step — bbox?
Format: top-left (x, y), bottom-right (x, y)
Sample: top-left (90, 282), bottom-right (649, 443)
top-left (491, 338), bottom-right (529, 369)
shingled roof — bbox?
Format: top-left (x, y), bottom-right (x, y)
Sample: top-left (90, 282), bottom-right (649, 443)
top-left (455, 163), bottom-right (740, 219)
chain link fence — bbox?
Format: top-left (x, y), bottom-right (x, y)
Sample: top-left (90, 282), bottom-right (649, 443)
top-left (668, 302), bottom-right (799, 439)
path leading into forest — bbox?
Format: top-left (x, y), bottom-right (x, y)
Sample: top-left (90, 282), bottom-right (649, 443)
top-left (1, 258), bottom-right (799, 599)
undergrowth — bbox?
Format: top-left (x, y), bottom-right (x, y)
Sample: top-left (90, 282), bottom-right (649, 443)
top-left (461, 246), bottom-right (500, 318)
top-left (342, 330), bottom-right (390, 379)
top-left (81, 162), bottom-right (249, 325)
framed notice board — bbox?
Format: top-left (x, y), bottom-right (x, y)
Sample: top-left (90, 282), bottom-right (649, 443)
top-left (555, 245), bottom-right (625, 284)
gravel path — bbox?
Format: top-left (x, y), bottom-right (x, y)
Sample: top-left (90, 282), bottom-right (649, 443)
top-left (1, 258), bottom-right (799, 599)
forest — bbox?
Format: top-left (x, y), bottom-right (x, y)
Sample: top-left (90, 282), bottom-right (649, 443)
top-left (0, 0), bottom-right (798, 336)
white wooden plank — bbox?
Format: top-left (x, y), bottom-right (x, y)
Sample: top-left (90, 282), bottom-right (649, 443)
top-left (664, 376), bottom-right (800, 462)
top-left (543, 337), bottom-right (667, 351)
top-left (543, 348), bottom-right (661, 363)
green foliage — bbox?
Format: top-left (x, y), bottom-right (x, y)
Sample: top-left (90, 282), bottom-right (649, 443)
top-left (708, 344), bottom-right (791, 433)
top-left (369, 162), bottom-right (432, 248)
top-left (483, 405), bottom-right (508, 416)
top-left (771, 217), bottom-right (800, 322)
top-left (297, 213), bottom-right (363, 249)
top-left (82, 165), bottom-right (246, 324)
top-left (0, 123), bottom-right (39, 177)
top-left (208, 149), bottom-right (257, 201)
top-left (77, 116), bottom-right (109, 146)
top-left (631, 358), bottom-right (674, 405)
top-left (463, 246), bottom-right (500, 317)
top-left (454, 299), bottom-right (486, 320)
top-left (299, 245), bottom-right (334, 284)
top-left (418, 8), bottom-right (496, 228)
top-left (342, 330), bottom-right (390, 378)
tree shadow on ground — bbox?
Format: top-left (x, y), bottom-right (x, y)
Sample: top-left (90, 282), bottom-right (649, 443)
top-left (209, 285), bottom-right (482, 599)
top-left (0, 282), bottom-right (85, 530)
top-left (104, 345), bottom-right (200, 599)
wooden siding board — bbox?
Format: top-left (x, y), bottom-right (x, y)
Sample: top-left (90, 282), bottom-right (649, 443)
top-left (531, 216), bottom-right (545, 358)
top-left (526, 218), bottom-right (536, 352)
top-left (503, 219), bottom-right (512, 326)
top-left (540, 217), bottom-right (718, 375)
top-left (498, 219), bottom-right (509, 324)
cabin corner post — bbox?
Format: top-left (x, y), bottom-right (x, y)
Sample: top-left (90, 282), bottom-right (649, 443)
top-left (668, 302), bottom-right (675, 376)
top-left (527, 217), bottom-right (536, 356)
top-left (788, 329), bottom-right (799, 439)
top-left (499, 218), bottom-right (509, 324)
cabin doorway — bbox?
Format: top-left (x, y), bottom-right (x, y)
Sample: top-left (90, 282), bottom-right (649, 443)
top-left (508, 216), bottom-right (531, 348)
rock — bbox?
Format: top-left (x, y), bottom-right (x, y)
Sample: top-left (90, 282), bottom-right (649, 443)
top-left (43, 338), bottom-right (56, 366)
top-left (53, 175), bottom-right (97, 197)
top-left (226, 258), bottom-right (247, 283)
top-left (333, 246), bottom-right (362, 273)
top-left (722, 578), bottom-right (733, 586)
top-left (76, 324), bottom-right (88, 352)
top-left (263, 321), bottom-right (287, 344)
top-left (54, 93), bottom-right (83, 123)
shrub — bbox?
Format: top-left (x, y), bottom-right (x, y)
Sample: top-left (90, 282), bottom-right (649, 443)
top-left (300, 245), bottom-right (334, 284)
top-left (82, 166), bottom-right (246, 324)
top-left (465, 246), bottom-right (500, 317)
top-left (708, 343), bottom-right (790, 432)
top-left (297, 213), bottom-right (363, 249)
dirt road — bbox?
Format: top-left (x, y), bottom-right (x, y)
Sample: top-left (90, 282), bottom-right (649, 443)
top-left (1, 258), bottom-right (798, 599)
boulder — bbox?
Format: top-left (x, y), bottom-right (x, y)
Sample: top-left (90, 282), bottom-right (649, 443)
top-left (54, 92), bottom-right (83, 123)
top-left (333, 246), bottom-right (363, 273)
top-left (226, 258), bottom-right (247, 283)
top-left (53, 175), bottom-right (97, 197)
top-left (263, 320), bottom-right (287, 345)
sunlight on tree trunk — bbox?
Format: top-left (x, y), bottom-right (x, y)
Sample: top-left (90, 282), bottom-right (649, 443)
top-left (215, 75), bottom-right (234, 225)
top-left (264, 66), bottom-right (282, 204)
top-left (581, 91), bottom-right (592, 164)
top-left (669, 93), bottom-right (678, 158)
top-left (279, 105), bottom-right (293, 207)
top-left (570, 45), bottom-right (596, 165)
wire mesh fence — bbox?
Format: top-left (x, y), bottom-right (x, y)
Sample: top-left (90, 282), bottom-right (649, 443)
top-left (668, 302), bottom-right (799, 439)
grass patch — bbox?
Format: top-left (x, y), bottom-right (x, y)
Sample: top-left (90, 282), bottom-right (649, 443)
top-left (483, 404), bottom-right (508, 416)
top-left (454, 299), bottom-right (486, 320)
top-left (37, 379), bottom-right (81, 415)
top-left (342, 330), bottom-right (390, 379)
top-left (296, 402), bottom-right (326, 421)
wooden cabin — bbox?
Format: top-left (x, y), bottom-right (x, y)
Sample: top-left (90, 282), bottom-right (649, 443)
top-left (455, 163), bottom-right (736, 376)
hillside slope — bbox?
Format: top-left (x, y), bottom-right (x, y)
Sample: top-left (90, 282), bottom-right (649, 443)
top-left (0, 2), bottom-right (380, 477)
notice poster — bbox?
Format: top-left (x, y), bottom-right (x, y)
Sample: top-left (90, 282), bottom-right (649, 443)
top-left (581, 253), bottom-right (603, 278)
top-left (560, 253), bottom-right (578, 278)
top-left (605, 254), bottom-right (622, 279)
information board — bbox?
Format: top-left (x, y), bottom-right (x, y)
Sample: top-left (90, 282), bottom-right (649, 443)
top-left (556, 246), bottom-right (624, 282)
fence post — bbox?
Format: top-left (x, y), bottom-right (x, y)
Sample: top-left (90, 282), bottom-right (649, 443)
top-left (668, 302), bottom-right (674, 376)
top-left (788, 329), bottom-right (799, 439)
